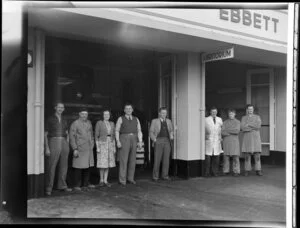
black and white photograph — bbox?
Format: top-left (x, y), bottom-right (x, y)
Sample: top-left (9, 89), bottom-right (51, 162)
top-left (1, 1), bottom-right (298, 226)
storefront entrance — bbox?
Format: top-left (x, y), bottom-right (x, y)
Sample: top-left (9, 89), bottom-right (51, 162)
top-left (205, 59), bottom-right (277, 158)
top-left (44, 36), bottom-right (176, 186)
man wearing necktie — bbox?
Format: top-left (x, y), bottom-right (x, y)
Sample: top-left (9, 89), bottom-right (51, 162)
top-left (205, 106), bottom-right (223, 177)
top-left (149, 107), bottom-right (174, 182)
top-left (115, 103), bottom-right (143, 186)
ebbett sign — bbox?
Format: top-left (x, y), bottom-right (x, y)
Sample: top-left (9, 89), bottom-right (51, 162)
top-left (219, 9), bottom-right (279, 33)
top-left (136, 9), bottom-right (287, 44)
top-left (202, 47), bottom-right (234, 63)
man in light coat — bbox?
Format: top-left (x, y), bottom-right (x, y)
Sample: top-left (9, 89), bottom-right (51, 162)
top-left (69, 108), bottom-right (95, 191)
top-left (205, 107), bottom-right (223, 177)
top-left (241, 104), bottom-right (263, 176)
top-left (149, 107), bottom-right (174, 181)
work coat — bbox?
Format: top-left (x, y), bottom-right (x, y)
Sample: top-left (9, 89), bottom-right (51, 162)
top-left (69, 119), bottom-right (94, 168)
top-left (241, 114), bottom-right (262, 153)
top-left (221, 118), bottom-right (241, 156)
top-left (205, 116), bottom-right (223, 156)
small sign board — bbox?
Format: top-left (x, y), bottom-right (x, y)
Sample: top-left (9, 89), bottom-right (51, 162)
top-left (202, 47), bottom-right (234, 63)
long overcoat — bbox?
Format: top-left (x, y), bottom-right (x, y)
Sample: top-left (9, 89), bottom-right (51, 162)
top-left (69, 119), bottom-right (94, 168)
top-left (221, 118), bottom-right (241, 156)
top-left (240, 114), bottom-right (262, 153)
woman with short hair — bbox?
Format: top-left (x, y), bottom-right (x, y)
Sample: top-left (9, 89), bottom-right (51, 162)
top-left (95, 109), bottom-right (116, 187)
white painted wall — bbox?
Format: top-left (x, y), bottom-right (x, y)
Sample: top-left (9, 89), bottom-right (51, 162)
top-left (27, 28), bottom-right (35, 175)
top-left (175, 53), bottom-right (203, 161)
top-left (57, 8), bottom-right (287, 54)
top-left (274, 67), bottom-right (287, 152)
top-left (187, 53), bottom-right (202, 160)
top-left (175, 53), bottom-right (189, 160)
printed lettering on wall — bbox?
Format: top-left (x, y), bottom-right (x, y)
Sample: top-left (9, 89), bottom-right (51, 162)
top-left (219, 9), bottom-right (279, 33)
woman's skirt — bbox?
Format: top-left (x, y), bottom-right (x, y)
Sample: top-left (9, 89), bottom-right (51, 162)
top-left (96, 137), bottom-right (116, 168)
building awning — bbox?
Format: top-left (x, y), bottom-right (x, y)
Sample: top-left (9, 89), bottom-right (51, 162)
top-left (28, 8), bottom-right (287, 67)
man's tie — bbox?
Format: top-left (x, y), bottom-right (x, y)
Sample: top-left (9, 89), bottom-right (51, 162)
top-left (213, 117), bottom-right (216, 124)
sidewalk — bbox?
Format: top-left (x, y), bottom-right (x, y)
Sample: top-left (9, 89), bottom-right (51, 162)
top-left (27, 165), bottom-right (285, 222)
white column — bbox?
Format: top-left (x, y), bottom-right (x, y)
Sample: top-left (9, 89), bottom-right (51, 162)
top-left (199, 54), bottom-right (206, 160)
top-left (27, 28), bottom-right (45, 175)
top-left (176, 53), bottom-right (189, 160)
top-left (175, 52), bottom-right (204, 161)
top-left (187, 53), bottom-right (202, 161)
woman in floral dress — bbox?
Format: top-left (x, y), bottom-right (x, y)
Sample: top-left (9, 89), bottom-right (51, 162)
top-left (95, 110), bottom-right (116, 187)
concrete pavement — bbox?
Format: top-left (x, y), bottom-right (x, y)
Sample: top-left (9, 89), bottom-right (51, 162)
top-left (27, 165), bottom-right (285, 223)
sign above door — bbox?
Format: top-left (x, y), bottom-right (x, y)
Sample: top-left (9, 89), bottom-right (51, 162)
top-left (202, 47), bottom-right (234, 63)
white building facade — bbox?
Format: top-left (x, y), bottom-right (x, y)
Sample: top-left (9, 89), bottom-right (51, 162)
top-left (27, 7), bottom-right (289, 198)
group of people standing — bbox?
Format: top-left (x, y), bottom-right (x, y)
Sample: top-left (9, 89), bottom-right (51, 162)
top-left (44, 101), bottom-right (262, 197)
top-left (44, 102), bottom-right (174, 196)
top-left (205, 104), bottom-right (263, 177)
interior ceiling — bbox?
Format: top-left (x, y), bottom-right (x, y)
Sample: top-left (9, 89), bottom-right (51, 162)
top-left (29, 8), bottom-right (287, 67)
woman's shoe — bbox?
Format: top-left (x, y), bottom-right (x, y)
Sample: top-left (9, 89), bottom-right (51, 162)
top-left (104, 182), bottom-right (111, 188)
top-left (99, 182), bottom-right (105, 187)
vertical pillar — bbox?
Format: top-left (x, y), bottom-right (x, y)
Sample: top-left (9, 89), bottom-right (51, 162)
top-left (200, 54), bottom-right (206, 161)
top-left (27, 28), bottom-right (45, 198)
top-left (175, 52), bottom-right (205, 178)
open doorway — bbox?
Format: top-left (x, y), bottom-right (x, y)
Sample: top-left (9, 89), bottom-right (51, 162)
top-left (205, 60), bottom-right (275, 166)
top-left (44, 36), bottom-right (172, 186)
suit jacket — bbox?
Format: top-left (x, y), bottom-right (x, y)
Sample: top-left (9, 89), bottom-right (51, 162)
top-left (95, 120), bottom-right (115, 142)
top-left (149, 118), bottom-right (174, 141)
